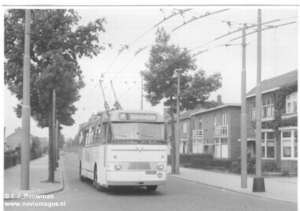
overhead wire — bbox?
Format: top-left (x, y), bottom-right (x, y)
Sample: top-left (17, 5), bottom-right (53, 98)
top-left (104, 8), bottom-right (231, 88)
top-left (101, 8), bottom-right (192, 78)
top-left (77, 10), bottom-right (297, 119)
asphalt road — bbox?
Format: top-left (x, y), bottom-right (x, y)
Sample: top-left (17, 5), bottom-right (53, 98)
top-left (4, 153), bottom-right (297, 211)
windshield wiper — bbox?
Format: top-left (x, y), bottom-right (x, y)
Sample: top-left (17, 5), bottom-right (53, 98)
top-left (138, 133), bottom-right (153, 138)
top-left (113, 133), bottom-right (127, 137)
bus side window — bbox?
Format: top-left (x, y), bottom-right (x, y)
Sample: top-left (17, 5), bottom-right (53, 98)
top-left (96, 125), bottom-right (101, 143)
top-left (101, 123), bottom-right (107, 144)
top-left (86, 130), bottom-right (90, 146)
top-left (90, 127), bottom-right (94, 145)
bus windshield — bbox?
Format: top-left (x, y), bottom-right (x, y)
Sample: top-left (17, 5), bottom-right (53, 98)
top-left (111, 123), bottom-right (164, 142)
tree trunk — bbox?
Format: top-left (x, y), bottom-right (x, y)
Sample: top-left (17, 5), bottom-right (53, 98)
top-left (170, 111), bottom-right (176, 173)
top-left (48, 108), bottom-right (55, 182)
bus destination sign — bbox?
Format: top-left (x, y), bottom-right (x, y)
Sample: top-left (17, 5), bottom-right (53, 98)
top-left (119, 113), bottom-right (157, 121)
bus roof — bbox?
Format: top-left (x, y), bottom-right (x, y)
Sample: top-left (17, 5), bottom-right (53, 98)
top-left (78, 110), bottom-right (165, 132)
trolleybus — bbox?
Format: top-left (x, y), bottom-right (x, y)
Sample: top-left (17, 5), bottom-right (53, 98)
top-left (78, 110), bottom-right (167, 191)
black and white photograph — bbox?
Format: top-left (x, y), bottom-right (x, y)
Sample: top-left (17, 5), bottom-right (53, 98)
top-left (2, 1), bottom-right (299, 211)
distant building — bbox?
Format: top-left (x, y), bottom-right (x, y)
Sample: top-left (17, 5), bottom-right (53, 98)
top-left (190, 104), bottom-right (241, 160)
top-left (246, 70), bottom-right (298, 173)
top-left (165, 95), bottom-right (241, 160)
top-left (5, 127), bottom-right (48, 151)
top-left (38, 137), bottom-right (49, 148)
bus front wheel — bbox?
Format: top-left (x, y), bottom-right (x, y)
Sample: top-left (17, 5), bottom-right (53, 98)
top-left (94, 166), bottom-right (105, 192)
top-left (146, 185), bottom-right (158, 191)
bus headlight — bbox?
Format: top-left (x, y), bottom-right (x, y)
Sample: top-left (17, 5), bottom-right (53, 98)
top-left (157, 164), bottom-right (164, 170)
top-left (114, 164), bottom-right (122, 170)
top-left (157, 173), bottom-right (163, 178)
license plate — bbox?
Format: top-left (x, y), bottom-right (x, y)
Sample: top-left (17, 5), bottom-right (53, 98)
top-left (145, 171), bottom-right (157, 175)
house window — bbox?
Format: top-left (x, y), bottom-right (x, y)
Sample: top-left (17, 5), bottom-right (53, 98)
top-left (199, 118), bottom-right (202, 129)
top-left (222, 113), bottom-right (227, 125)
top-left (261, 132), bottom-right (275, 159)
top-left (183, 122), bottom-right (187, 133)
top-left (214, 115), bottom-right (217, 126)
top-left (214, 138), bottom-right (228, 159)
top-left (282, 130), bottom-right (297, 159)
top-left (286, 92), bottom-right (297, 114)
top-left (193, 139), bottom-right (203, 153)
top-left (262, 98), bottom-right (274, 118)
top-left (252, 103), bottom-right (256, 120)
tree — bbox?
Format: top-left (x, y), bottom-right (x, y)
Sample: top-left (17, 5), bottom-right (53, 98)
top-left (141, 28), bottom-right (222, 173)
top-left (200, 100), bottom-right (223, 109)
top-left (31, 137), bottom-right (42, 157)
top-left (5, 9), bottom-right (106, 182)
top-left (59, 131), bottom-right (66, 149)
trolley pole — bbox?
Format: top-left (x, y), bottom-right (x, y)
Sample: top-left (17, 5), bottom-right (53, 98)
top-left (141, 76), bottom-right (143, 110)
top-left (175, 70), bottom-right (181, 174)
top-left (20, 9), bottom-right (31, 190)
top-left (253, 9), bottom-right (265, 192)
top-left (241, 27), bottom-right (247, 188)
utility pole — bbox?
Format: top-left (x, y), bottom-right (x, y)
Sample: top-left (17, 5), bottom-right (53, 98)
top-left (141, 76), bottom-right (143, 110)
top-left (175, 70), bottom-right (181, 174)
top-left (56, 120), bottom-right (59, 167)
top-left (21, 9), bottom-right (31, 190)
top-left (53, 89), bottom-right (57, 172)
top-left (253, 9), bottom-right (265, 192)
top-left (241, 27), bottom-right (247, 188)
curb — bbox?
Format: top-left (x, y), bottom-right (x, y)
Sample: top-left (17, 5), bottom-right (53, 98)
top-left (167, 174), bottom-right (297, 205)
top-left (4, 160), bottom-right (65, 201)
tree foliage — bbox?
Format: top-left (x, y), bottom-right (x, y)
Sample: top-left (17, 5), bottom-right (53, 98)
top-left (141, 28), bottom-right (222, 173)
top-left (141, 28), bottom-right (222, 113)
top-left (4, 9), bottom-right (106, 128)
top-left (5, 9), bottom-right (106, 182)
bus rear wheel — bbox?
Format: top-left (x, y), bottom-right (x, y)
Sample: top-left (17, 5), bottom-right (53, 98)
top-left (94, 166), bottom-right (105, 192)
top-left (146, 185), bottom-right (158, 191)
top-left (79, 162), bottom-right (85, 182)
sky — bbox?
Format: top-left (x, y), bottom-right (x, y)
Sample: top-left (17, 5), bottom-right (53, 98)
top-left (2, 5), bottom-right (298, 140)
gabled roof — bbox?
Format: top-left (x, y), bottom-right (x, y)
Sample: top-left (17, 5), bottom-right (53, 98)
top-left (180, 108), bottom-right (200, 120)
top-left (190, 104), bottom-right (241, 116)
top-left (5, 128), bottom-right (35, 141)
top-left (166, 104), bottom-right (241, 122)
top-left (246, 70), bottom-right (298, 98)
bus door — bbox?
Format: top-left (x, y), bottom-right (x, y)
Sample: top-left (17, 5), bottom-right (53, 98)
top-left (98, 122), bottom-right (108, 186)
top-left (83, 129), bottom-right (91, 178)
top-left (89, 127), bottom-right (96, 177)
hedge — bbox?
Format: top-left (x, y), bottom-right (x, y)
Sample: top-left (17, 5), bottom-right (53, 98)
top-left (4, 151), bottom-right (42, 169)
top-left (168, 153), bottom-right (213, 165)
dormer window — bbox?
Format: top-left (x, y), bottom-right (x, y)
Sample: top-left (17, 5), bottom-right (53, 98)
top-left (286, 92), bottom-right (297, 114)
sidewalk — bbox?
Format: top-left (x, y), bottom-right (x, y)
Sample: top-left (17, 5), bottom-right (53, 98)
top-left (167, 166), bottom-right (297, 204)
top-left (3, 155), bottom-right (64, 200)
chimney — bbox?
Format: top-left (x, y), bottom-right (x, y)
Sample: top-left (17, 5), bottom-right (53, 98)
top-left (217, 95), bottom-right (222, 104)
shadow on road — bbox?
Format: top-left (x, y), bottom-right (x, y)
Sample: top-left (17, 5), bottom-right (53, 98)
top-left (83, 178), bottom-right (164, 197)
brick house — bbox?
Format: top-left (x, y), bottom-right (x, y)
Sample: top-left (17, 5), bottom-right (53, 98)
top-left (190, 104), bottom-right (241, 160)
top-left (5, 127), bottom-right (34, 151)
top-left (246, 70), bottom-right (298, 173)
top-left (5, 127), bottom-right (48, 151)
top-left (165, 102), bottom-right (242, 160)
top-left (165, 109), bottom-right (197, 155)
